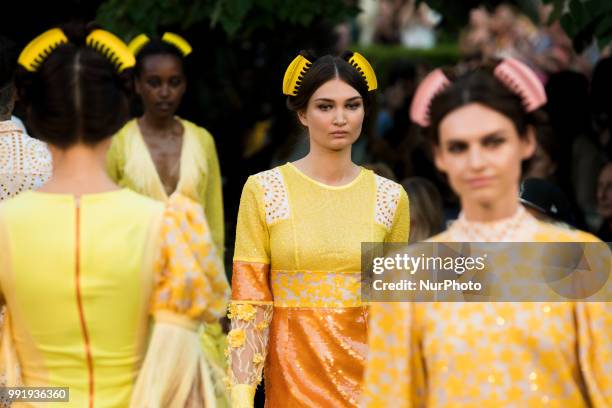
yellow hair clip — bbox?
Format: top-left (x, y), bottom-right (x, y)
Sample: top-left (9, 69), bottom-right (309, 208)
top-left (282, 54), bottom-right (312, 96)
top-left (347, 52), bottom-right (378, 91)
top-left (18, 28), bottom-right (69, 72)
top-left (127, 33), bottom-right (150, 56)
top-left (162, 32), bottom-right (192, 57)
top-left (86, 29), bottom-right (135, 72)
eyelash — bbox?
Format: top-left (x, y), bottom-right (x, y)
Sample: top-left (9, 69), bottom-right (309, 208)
top-left (484, 137), bottom-right (504, 147)
top-left (447, 138), bottom-right (505, 153)
top-left (317, 103), bottom-right (362, 111)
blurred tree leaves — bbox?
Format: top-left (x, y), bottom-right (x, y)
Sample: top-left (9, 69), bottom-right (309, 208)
top-left (418, 0), bottom-right (611, 53)
top-left (543, 0), bottom-right (612, 52)
top-left (96, 0), bottom-right (359, 39)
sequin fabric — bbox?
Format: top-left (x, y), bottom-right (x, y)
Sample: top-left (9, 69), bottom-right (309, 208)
top-left (0, 121), bottom-right (51, 201)
top-left (363, 207), bottom-right (612, 407)
top-left (229, 163), bottom-right (410, 407)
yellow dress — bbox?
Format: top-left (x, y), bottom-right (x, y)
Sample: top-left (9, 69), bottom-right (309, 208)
top-left (106, 117), bottom-right (229, 405)
top-left (363, 207), bottom-right (612, 407)
top-left (228, 163), bottom-right (410, 407)
top-left (106, 117), bottom-right (224, 255)
top-left (0, 190), bottom-right (229, 407)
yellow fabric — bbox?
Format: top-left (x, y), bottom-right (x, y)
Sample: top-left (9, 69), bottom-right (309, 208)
top-left (363, 214), bottom-right (611, 407)
top-left (106, 117), bottom-right (225, 256)
top-left (107, 123), bottom-right (230, 407)
top-left (130, 322), bottom-right (216, 408)
top-left (227, 302), bottom-right (272, 387)
top-left (231, 384), bottom-right (256, 408)
top-left (141, 193), bottom-right (229, 407)
top-left (152, 193), bottom-right (229, 323)
top-left (0, 190), bottom-right (228, 407)
top-left (0, 189), bottom-right (163, 407)
top-left (229, 164), bottom-right (410, 407)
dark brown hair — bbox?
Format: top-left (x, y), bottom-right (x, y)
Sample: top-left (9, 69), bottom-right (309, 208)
top-left (427, 63), bottom-right (546, 145)
top-left (286, 51), bottom-right (373, 114)
top-left (0, 35), bottom-right (18, 116)
top-left (134, 39), bottom-right (185, 78)
top-left (15, 22), bottom-right (132, 149)
top-left (401, 176), bottom-right (443, 242)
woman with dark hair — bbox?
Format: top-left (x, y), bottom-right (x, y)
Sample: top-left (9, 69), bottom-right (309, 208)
top-left (0, 34), bottom-right (52, 201)
top-left (106, 33), bottom-right (224, 256)
top-left (106, 35), bottom-right (229, 406)
top-left (363, 59), bottom-right (610, 407)
top-left (0, 23), bottom-right (229, 407)
top-left (227, 51), bottom-right (409, 407)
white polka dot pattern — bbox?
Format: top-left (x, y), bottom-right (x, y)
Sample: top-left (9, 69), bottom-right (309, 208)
top-left (254, 168), bottom-right (290, 225)
top-left (0, 121), bottom-right (51, 201)
top-left (374, 174), bottom-right (401, 230)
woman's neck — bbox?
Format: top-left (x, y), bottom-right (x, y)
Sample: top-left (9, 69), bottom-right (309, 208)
top-left (39, 142), bottom-right (118, 195)
top-left (293, 145), bottom-right (359, 186)
top-left (461, 194), bottom-right (521, 223)
top-left (140, 112), bottom-right (176, 132)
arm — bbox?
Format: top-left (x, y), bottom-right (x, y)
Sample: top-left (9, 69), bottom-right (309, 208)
top-left (130, 194), bottom-right (229, 408)
top-left (228, 177), bottom-right (273, 408)
top-left (362, 302), bottom-right (424, 408)
top-left (386, 187), bottom-right (410, 242)
top-left (576, 302), bottom-right (612, 407)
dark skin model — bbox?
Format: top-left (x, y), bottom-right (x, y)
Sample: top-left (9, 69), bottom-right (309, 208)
top-left (135, 54), bottom-right (187, 195)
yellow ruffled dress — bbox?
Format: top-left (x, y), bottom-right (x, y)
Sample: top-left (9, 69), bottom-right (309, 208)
top-left (0, 190), bottom-right (229, 407)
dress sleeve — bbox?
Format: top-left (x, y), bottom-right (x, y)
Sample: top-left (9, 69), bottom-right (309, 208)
top-left (386, 187), bottom-right (410, 243)
top-left (202, 130), bottom-right (225, 257)
top-left (362, 302), bottom-right (425, 408)
top-left (130, 193), bottom-right (230, 408)
top-left (227, 176), bottom-right (273, 408)
top-left (105, 131), bottom-right (124, 184)
top-left (576, 301), bottom-right (612, 406)
top-left (0, 214), bottom-right (20, 398)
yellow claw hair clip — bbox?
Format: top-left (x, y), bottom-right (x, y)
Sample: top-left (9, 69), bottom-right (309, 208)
top-left (86, 29), bottom-right (135, 72)
top-left (161, 32), bottom-right (192, 57)
top-left (282, 54), bottom-right (312, 96)
top-left (347, 52), bottom-right (378, 91)
top-left (18, 28), bottom-right (69, 72)
top-left (127, 33), bottom-right (150, 56)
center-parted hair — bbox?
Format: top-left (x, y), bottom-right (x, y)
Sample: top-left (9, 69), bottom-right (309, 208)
top-left (427, 63), bottom-right (546, 145)
top-left (286, 51), bottom-right (373, 114)
top-left (15, 22), bottom-right (132, 149)
top-left (134, 40), bottom-right (185, 78)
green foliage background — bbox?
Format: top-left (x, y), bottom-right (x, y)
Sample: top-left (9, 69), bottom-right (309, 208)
top-left (97, 0), bottom-right (360, 39)
top-left (94, 0), bottom-right (610, 239)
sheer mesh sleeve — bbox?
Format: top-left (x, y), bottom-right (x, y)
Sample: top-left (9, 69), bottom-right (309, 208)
top-left (228, 177), bottom-right (273, 407)
top-left (227, 300), bottom-right (273, 385)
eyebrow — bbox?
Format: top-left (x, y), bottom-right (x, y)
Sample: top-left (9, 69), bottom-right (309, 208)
top-left (444, 131), bottom-right (506, 144)
top-left (313, 96), bottom-right (363, 102)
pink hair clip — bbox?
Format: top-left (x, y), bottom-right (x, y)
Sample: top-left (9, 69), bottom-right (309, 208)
top-left (409, 69), bottom-right (451, 127)
top-left (494, 58), bottom-right (547, 112)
